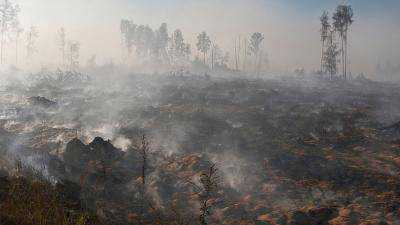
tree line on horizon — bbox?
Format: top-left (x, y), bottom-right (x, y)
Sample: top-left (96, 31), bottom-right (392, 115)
top-left (0, 0), bottom-right (268, 75)
top-left (0, 0), bottom-right (40, 67)
top-left (120, 19), bottom-right (266, 74)
top-left (0, 0), bottom-right (358, 78)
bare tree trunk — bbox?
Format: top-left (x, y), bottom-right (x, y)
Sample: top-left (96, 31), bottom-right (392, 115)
top-left (257, 51), bottom-right (263, 76)
top-left (243, 38), bottom-right (247, 72)
top-left (211, 46), bottom-right (214, 70)
top-left (62, 48), bottom-right (65, 69)
top-left (199, 198), bottom-right (209, 225)
top-left (1, 31), bottom-right (4, 65)
top-left (238, 36), bottom-right (241, 70)
top-left (139, 135), bottom-right (149, 225)
top-left (0, 6), bottom-right (6, 65)
top-left (344, 31), bottom-right (347, 77)
top-left (15, 38), bottom-right (18, 66)
top-left (344, 39), bottom-right (347, 79)
top-left (341, 36), bottom-right (345, 79)
top-left (234, 39), bottom-right (238, 71)
top-left (321, 40), bottom-right (325, 73)
top-left (254, 54), bottom-right (258, 76)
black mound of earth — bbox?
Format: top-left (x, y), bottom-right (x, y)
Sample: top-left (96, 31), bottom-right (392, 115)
top-left (27, 96), bottom-right (57, 108)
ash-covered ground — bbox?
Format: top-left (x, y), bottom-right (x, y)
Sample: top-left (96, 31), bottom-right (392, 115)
top-left (1, 70), bottom-right (400, 224)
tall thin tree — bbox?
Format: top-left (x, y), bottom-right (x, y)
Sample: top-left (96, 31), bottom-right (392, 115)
top-left (67, 41), bottom-right (80, 71)
top-left (155, 23), bottom-right (169, 63)
top-left (11, 19), bottom-right (22, 66)
top-left (25, 26), bottom-right (38, 65)
top-left (0, 0), bottom-right (19, 65)
top-left (196, 31), bottom-right (211, 65)
top-left (320, 11), bottom-right (330, 73)
top-left (169, 29), bottom-right (190, 66)
top-left (120, 19), bottom-right (136, 57)
top-left (242, 37), bottom-right (248, 72)
top-left (234, 38), bottom-right (238, 71)
top-left (323, 30), bottom-right (340, 80)
top-left (249, 32), bottom-right (264, 75)
top-left (132, 134), bottom-right (150, 225)
top-left (333, 4), bottom-right (354, 79)
top-left (237, 35), bottom-right (241, 70)
top-left (198, 164), bottom-right (219, 225)
top-left (56, 27), bottom-right (67, 68)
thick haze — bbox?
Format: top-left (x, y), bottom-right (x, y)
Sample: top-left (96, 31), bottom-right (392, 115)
top-left (13, 0), bottom-right (400, 76)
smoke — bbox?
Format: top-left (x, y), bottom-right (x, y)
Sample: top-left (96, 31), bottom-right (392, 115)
top-left (0, 61), bottom-right (399, 225)
top-left (112, 136), bottom-right (131, 151)
top-left (203, 147), bottom-right (263, 194)
top-left (5, 132), bottom-right (58, 183)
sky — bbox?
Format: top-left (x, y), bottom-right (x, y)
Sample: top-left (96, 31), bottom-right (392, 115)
top-left (11, 0), bottom-right (400, 76)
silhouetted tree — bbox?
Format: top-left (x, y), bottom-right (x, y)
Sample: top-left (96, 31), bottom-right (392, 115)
top-left (198, 164), bottom-right (219, 225)
top-left (120, 19), bottom-right (136, 55)
top-left (249, 32), bottom-right (264, 75)
top-left (56, 27), bottom-right (67, 68)
top-left (67, 41), bottom-right (80, 71)
top-left (169, 29), bottom-right (191, 65)
top-left (135, 25), bottom-right (155, 58)
top-left (134, 134), bottom-right (150, 225)
top-left (26, 26), bottom-right (38, 64)
top-left (234, 38), bottom-right (238, 71)
top-left (234, 36), bottom-right (243, 71)
top-left (11, 19), bottom-right (22, 66)
top-left (196, 31), bottom-right (211, 65)
top-left (154, 22), bottom-right (169, 62)
top-left (320, 11), bottom-right (330, 73)
top-left (323, 31), bottom-right (340, 80)
top-left (242, 37), bottom-right (249, 72)
top-left (333, 4), bottom-right (354, 79)
top-left (211, 44), bottom-right (229, 69)
top-left (121, 21), bottom-right (188, 64)
top-left (170, 29), bottom-right (184, 57)
top-left (0, 0), bottom-right (19, 64)
top-left (120, 21), bottom-right (151, 58)
top-left (211, 43), bottom-right (215, 70)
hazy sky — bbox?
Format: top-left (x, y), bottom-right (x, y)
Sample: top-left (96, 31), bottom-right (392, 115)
top-left (13, 0), bottom-right (400, 75)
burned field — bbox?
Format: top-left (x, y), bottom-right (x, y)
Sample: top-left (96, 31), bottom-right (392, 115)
top-left (1, 72), bottom-right (400, 224)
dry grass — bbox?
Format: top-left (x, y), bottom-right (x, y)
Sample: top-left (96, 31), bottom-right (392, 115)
top-left (0, 173), bottom-right (101, 225)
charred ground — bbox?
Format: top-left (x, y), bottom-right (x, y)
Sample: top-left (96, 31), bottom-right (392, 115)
top-left (0, 72), bottom-right (400, 224)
